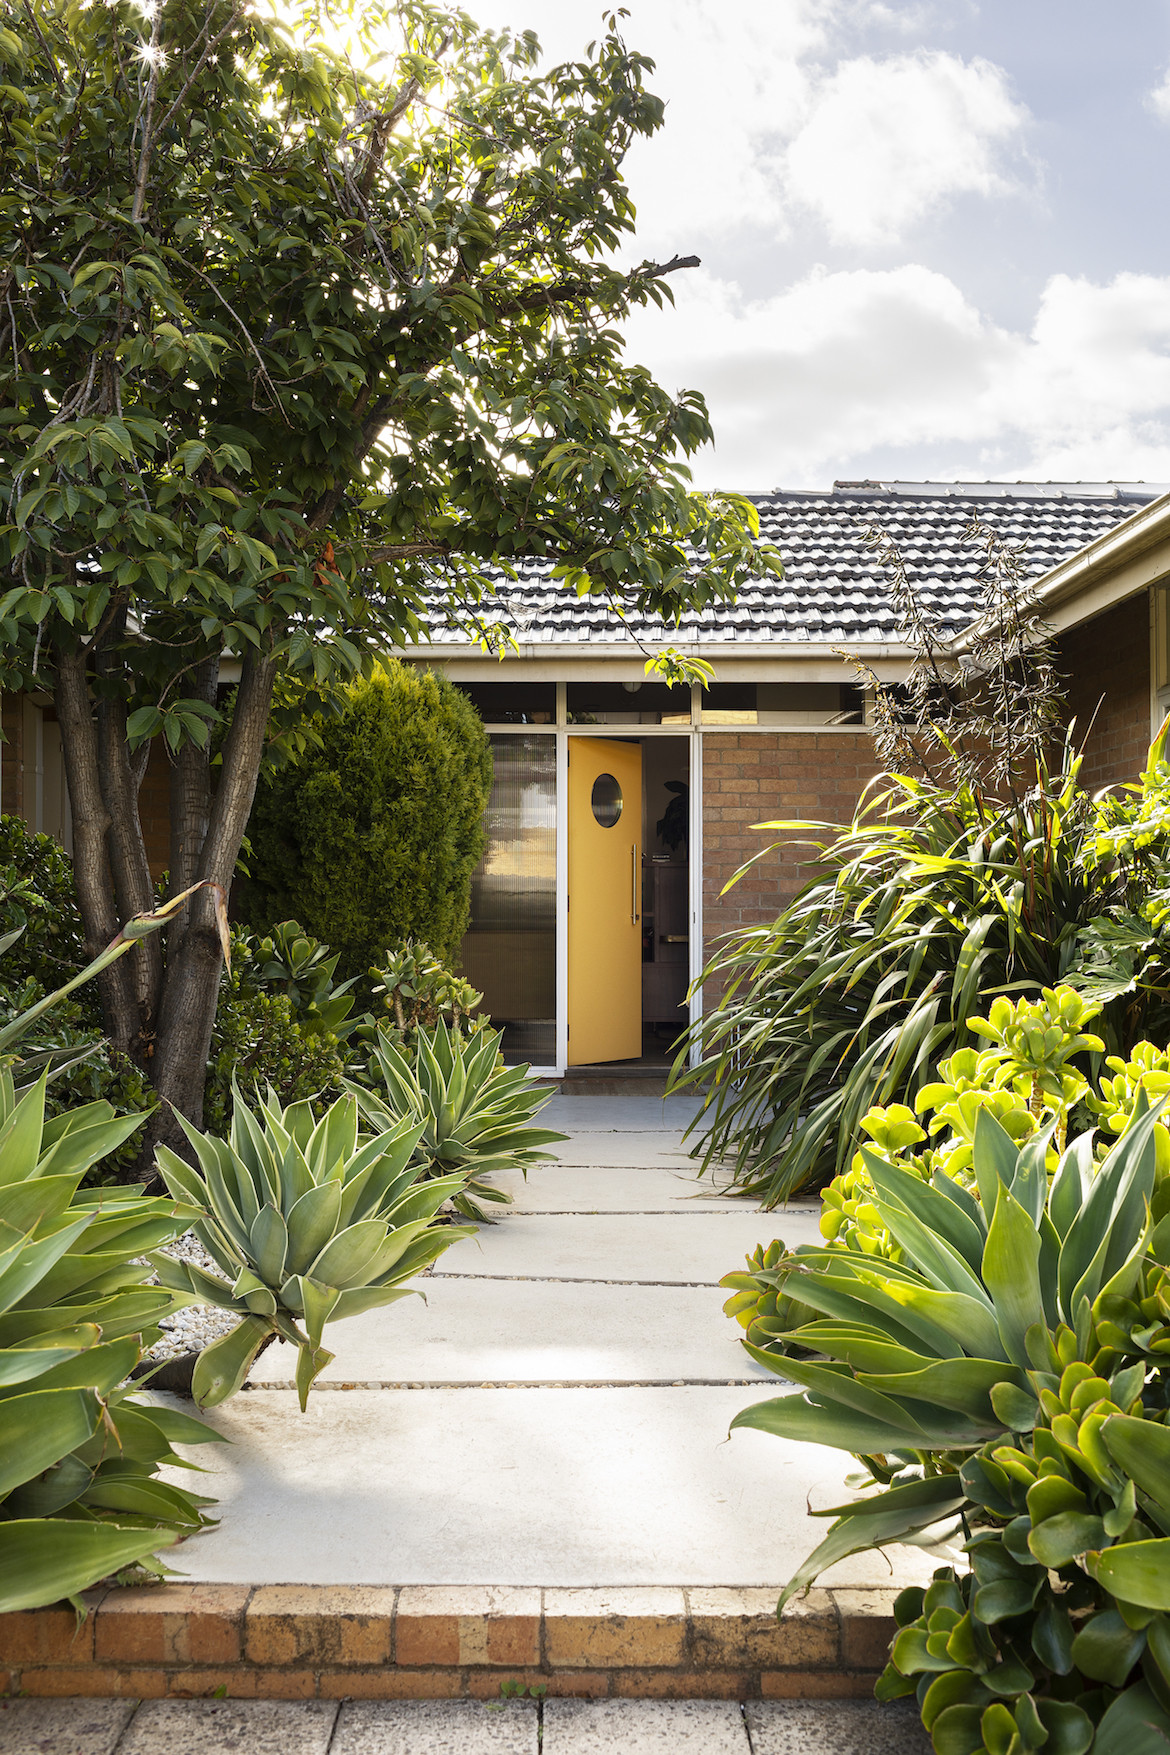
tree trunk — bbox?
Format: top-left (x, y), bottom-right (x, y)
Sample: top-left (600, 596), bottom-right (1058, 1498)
top-left (54, 631), bottom-right (279, 1180)
top-left (141, 648), bottom-right (279, 1168)
top-left (53, 637), bottom-right (146, 1053)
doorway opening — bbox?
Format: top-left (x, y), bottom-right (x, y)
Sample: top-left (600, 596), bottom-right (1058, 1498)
top-left (566, 734), bottom-right (690, 1071)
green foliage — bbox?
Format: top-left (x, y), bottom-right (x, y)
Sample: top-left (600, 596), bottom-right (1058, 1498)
top-left (0, 818), bottom-right (153, 1177)
top-left (0, 0), bottom-right (776, 712)
top-left (0, 1074), bottom-right (221, 1612)
top-left (353, 1023), bottom-right (565, 1221)
top-left (202, 986), bottom-right (351, 1139)
top-left (232, 921), bottom-right (360, 1041)
top-left (675, 742), bottom-right (1111, 1203)
top-left (721, 1017), bottom-right (1170, 1754)
top-left (0, 819), bottom-right (87, 991)
top-left (239, 664), bottom-right (493, 973)
top-left (152, 1086), bottom-right (476, 1409)
top-left (0, 0), bottom-right (779, 1121)
top-left (367, 940), bottom-right (485, 1047)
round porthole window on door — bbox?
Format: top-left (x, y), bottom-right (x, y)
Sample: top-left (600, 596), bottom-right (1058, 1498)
top-left (591, 773), bottom-right (623, 827)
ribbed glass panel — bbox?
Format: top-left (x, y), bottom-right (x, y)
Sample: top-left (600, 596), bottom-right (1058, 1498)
top-left (460, 735), bottom-right (556, 1064)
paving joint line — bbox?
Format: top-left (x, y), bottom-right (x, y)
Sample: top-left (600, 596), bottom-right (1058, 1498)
top-left (242, 1377), bottom-right (783, 1390)
top-left (432, 1273), bottom-right (746, 1285)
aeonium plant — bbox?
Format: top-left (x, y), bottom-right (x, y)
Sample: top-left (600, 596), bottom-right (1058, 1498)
top-left (720, 990), bottom-right (1170, 1755)
top-left (151, 1085), bottom-right (474, 1409)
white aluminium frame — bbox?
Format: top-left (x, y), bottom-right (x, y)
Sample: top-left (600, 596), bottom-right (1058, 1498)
top-left (482, 683), bottom-right (872, 1078)
top-left (481, 681), bottom-right (704, 1080)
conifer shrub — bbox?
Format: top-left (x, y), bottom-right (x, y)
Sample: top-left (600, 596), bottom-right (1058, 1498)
top-left (239, 663), bottom-right (493, 975)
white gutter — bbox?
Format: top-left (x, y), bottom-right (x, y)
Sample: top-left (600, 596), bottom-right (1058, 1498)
top-left (953, 490), bottom-right (1170, 650)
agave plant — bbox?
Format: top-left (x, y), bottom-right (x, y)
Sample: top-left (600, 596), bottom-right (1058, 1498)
top-left (351, 1022), bottom-right (564, 1219)
top-left (151, 1086), bottom-right (475, 1408)
top-left (726, 1085), bottom-right (1170, 1755)
top-left (0, 887), bottom-right (232, 1612)
top-left (0, 1069), bottom-right (221, 1612)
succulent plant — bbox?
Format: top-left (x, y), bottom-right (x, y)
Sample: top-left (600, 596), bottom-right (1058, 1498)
top-left (152, 1086), bottom-right (474, 1408)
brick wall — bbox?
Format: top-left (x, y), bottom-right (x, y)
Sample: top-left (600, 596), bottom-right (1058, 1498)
top-left (1, 694), bottom-right (25, 819)
top-left (139, 742), bottom-right (171, 880)
top-left (1058, 592), bottom-right (1151, 791)
top-left (701, 732), bottom-right (879, 959)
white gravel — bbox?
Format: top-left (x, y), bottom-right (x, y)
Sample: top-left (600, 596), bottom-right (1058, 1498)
top-left (141, 1231), bottom-right (239, 1362)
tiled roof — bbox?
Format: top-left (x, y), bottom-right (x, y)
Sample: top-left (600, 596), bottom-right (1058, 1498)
top-left (420, 481), bottom-right (1166, 648)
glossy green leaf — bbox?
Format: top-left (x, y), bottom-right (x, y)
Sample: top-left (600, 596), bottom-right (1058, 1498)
top-left (0, 1520), bottom-right (180, 1613)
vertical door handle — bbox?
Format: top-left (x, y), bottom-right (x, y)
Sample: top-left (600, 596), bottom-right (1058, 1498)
top-left (632, 843), bottom-right (639, 924)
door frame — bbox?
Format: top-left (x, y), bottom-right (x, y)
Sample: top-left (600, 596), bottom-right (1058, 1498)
top-left (550, 682), bottom-right (703, 1078)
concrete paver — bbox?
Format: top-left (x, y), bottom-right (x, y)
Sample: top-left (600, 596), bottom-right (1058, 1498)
top-left (745, 1699), bottom-right (932, 1755)
top-left (435, 1213), bottom-right (820, 1285)
top-left (144, 1093), bottom-right (936, 1604)
top-left (0, 1700), bottom-right (938, 1753)
top-left (161, 1385), bottom-right (942, 1588)
top-left (332, 1699), bottom-right (537, 1755)
top-left (538, 1097), bottom-right (702, 1132)
top-left (116, 1700), bottom-right (338, 1755)
top-left (543, 1699), bottom-right (749, 1755)
top-left (248, 1279), bottom-right (774, 1386)
top-left (0, 1698), bottom-right (136, 1755)
top-left (522, 1134), bottom-right (700, 1170)
top-left (488, 1163), bottom-right (804, 1212)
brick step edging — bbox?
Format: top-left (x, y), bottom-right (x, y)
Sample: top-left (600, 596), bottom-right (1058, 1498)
top-left (1, 1584), bottom-right (896, 1701)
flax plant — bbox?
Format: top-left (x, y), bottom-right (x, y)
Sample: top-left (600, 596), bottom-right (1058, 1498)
top-left (675, 740), bottom-right (1115, 1205)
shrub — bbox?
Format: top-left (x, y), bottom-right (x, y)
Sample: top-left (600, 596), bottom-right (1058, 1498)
top-left (0, 817), bottom-right (88, 989)
top-left (721, 987), bottom-right (1170, 1755)
top-left (232, 919), bottom-right (360, 1039)
top-left (239, 663), bottom-right (494, 973)
top-left (0, 817), bottom-right (155, 1178)
top-left (203, 976), bottom-right (351, 1138)
top-left (366, 939), bottom-right (485, 1047)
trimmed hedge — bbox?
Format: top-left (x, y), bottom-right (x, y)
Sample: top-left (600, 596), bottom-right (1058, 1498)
top-left (239, 662), bottom-right (493, 974)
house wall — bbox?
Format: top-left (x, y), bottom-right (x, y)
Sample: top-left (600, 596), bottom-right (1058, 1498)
top-left (140, 744), bottom-right (171, 880)
top-left (700, 732), bottom-right (879, 965)
top-left (1, 695), bottom-right (25, 820)
top-left (0, 694), bottom-right (171, 878)
top-left (1058, 592), bottom-right (1151, 791)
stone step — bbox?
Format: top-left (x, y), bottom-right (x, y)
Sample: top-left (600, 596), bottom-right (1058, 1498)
top-left (0, 1584), bottom-right (909, 1706)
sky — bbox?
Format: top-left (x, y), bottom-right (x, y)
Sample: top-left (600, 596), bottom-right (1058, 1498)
top-left (462, 0), bottom-right (1170, 492)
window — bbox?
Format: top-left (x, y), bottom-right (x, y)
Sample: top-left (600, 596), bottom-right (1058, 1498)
top-left (566, 681), bottom-right (692, 724)
top-left (700, 683), bottom-right (865, 726)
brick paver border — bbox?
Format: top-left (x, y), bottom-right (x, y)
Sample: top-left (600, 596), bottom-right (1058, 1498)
top-left (0, 1585), bottom-right (896, 1700)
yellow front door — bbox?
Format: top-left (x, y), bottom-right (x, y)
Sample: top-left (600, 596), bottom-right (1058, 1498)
top-left (567, 737), bottom-right (643, 1065)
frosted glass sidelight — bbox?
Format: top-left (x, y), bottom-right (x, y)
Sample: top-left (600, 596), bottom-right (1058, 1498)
top-left (459, 735), bottom-right (556, 1064)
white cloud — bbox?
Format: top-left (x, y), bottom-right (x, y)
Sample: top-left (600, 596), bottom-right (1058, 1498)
top-left (783, 52), bottom-right (1028, 246)
top-left (467, 0), bottom-right (828, 257)
top-left (622, 267), bottom-right (1170, 488)
top-left (1147, 66), bottom-right (1170, 122)
top-left (457, 5), bottom-right (1030, 256)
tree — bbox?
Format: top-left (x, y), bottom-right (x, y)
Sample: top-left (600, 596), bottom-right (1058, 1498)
top-left (0, 0), bottom-right (778, 1159)
top-left (239, 661), bottom-right (493, 973)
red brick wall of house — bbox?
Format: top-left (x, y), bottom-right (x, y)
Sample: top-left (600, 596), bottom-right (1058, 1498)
top-left (139, 743), bottom-right (171, 880)
top-left (701, 732), bottom-right (880, 961)
top-left (1058, 592), bottom-right (1151, 791)
top-left (1, 695), bottom-right (25, 820)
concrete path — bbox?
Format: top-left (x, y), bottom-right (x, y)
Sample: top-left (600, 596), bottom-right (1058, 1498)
top-left (0, 1695), bottom-right (932, 1755)
top-left (157, 1095), bottom-right (943, 1589)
